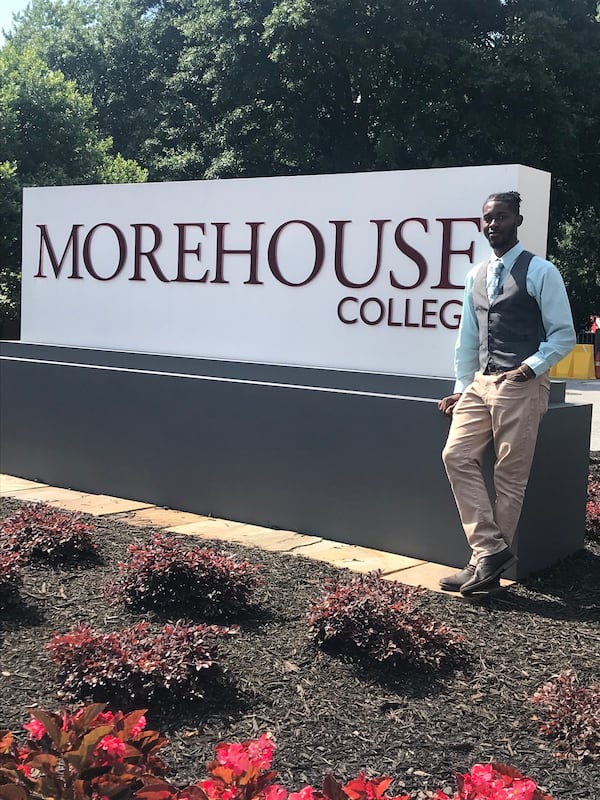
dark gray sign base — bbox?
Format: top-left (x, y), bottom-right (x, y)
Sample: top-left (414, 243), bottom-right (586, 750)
top-left (0, 343), bottom-right (591, 580)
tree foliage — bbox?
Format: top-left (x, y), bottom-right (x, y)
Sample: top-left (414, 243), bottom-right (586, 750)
top-left (2, 0), bottom-right (599, 327)
top-left (0, 38), bottom-right (146, 329)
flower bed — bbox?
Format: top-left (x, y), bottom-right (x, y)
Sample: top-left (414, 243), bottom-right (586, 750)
top-left (1, 472), bottom-right (599, 799)
top-left (0, 706), bottom-right (554, 799)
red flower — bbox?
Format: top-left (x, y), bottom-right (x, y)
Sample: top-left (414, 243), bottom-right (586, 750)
top-left (288, 788), bottom-right (316, 800)
top-left (344, 772), bottom-right (394, 800)
top-left (216, 742), bottom-right (251, 776)
top-left (94, 711), bottom-right (116, 725)
top-left (94, 734), bottom-right (126, 764)
top-left (263, 784), bottom-right (287, 800)
top-left (453, 765), bottom-right (541, 800)
top-left (198, 779), bottom-right (238, 800)
top-left (247, 733), bottom-right (276, 769)
top-left (23, 718), bottom-right (46, 740)
top-left (131, 715), bottom-right (147, 737)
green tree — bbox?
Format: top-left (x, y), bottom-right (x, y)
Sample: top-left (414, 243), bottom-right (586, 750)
top-left (4, 0), bottom-right (599, 326)
top-left (0, 43), bottom-right (146, 332)
top-left (6, 0), bottom-right (183, 163)
top-left (551, 208), bottom-right (600, 331)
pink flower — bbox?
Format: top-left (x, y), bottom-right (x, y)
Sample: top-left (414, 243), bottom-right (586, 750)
top-left (453, 766), bottom-right (540, 800)
top-left (247, 733), bottom-right (276, 769)
top-left (94, 711), bottom-right (116, 726)
top-left (23, 719), bottom-right (46, 740)
top-left (94, 734), bottom-right (126, 764)
top-left (496, 779), bottom-right (538, 800)
top-left (263, 785), bottom-right (287, 800)
top-left (17, 763), bottom-right (33, 777)
top-left (130, 715), bottom-right (147, 737)
top-left (216, 741), bottom-right (251, 776)
top-left (199, 779), bottom-right (238, 800)
top-left (288, 788), bottom-right (316, 800)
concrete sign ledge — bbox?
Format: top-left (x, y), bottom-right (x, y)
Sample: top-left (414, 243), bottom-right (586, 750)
top-left (0, 344), bottom-right (591, 582)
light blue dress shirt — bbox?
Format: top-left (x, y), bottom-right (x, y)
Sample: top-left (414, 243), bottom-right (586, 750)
top-left (453, 242), bottom-right (576, 393)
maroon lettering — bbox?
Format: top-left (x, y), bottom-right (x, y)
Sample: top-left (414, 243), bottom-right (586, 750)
top-left (432, 217), bottom-right (480, 289)
top-left (387, 298), bottom-right (403, 327)
top-left (332, 219), bottom-right (389, 288)
top-left (389, 218), bottom-right (429, 290)
top-left (268, 220), bottom-right (324, 287)
top-left (439, 299), bottom-right (463, 329)
top-left (173, 223), bottom-right (209, 283)
top-left (83, 223), bottom-right (127, 281)
top-left (130, 224), bottom-right (168, 282)
top-left (421, 298), bottom-right (438, 328)
top-left (211, 222), bottom-right (264, 285)
top-left (359, 297), bottom-right (385, 325)
top-left (337, 296), bottom-right (358, 324)
top-left (35, 224), bottom-right (83, 279)
top-left (404, 297), bottom-right (419, 328)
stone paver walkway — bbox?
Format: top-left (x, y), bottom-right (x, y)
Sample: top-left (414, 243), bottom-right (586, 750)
top-left (0, 473), bottom-right (515, 595)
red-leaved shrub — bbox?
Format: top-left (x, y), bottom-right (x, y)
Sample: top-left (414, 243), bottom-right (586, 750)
top-left (0, 551), bottom-right (23, 609)
top-left (586, 474), bottom-right (600, 540)
top-left (0, 713), bottom-right (556, 800)
top-left (105, 533), bottom-right (262, 616)
top-left (47, 620), bottom-right (237, 704)
top-left (530, 669), bottom-right (600, 760)
top-left (1, 503), bottom-right (97, 562)
top-left (308, 571), bottom-right (466, 670)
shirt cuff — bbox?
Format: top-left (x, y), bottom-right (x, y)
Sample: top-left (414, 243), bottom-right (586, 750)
top-left (522, 357), bottom-right (543, 376)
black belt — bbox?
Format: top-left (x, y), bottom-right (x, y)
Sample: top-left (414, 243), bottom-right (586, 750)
top-left (483, 366), bottom-right (507, 375)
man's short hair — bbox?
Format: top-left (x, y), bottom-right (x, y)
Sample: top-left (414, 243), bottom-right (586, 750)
top-left (484, 191), bottom-right (522, 214)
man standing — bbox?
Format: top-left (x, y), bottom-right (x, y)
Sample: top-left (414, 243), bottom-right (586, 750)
top-left (438, 191), bottom-right (576, 596)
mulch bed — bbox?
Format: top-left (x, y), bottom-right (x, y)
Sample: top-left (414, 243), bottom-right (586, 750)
top-left (1, 457), bottom-right (600, 799)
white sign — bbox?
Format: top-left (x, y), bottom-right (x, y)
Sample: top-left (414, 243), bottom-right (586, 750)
top-left (21, 163), bottom-right (550, 377)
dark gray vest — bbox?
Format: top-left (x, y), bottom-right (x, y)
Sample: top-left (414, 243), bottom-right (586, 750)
top-left (473, 250), bottom-right (546, 372)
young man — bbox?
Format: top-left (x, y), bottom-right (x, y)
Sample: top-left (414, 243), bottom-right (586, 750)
top-left (437, 191), bottom-right (576, 595)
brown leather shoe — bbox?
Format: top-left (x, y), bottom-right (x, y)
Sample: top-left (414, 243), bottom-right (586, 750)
top-left (460, 548), bottom-right (516, 596)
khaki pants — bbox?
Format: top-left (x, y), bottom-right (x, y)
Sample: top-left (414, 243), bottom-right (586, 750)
top-left (442, 371), bottom-right (550, 562)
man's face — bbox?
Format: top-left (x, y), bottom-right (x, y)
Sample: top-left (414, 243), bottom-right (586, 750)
top-left (482, 199), bottom-right (522, 254)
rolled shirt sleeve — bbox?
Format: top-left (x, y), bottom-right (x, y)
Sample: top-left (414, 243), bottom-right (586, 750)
top-left (522, 257), bottom-right (576, 376)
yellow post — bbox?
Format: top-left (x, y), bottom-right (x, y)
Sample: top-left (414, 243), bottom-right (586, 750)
top-left (549, 344), bottom-right (596, 379)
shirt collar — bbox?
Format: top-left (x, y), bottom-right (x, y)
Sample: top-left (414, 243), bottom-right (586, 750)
top-left (490, 241), bottom-right (523, 272)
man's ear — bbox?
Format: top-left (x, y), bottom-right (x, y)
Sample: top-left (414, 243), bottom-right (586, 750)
top-left (516, 214), bottom-right (523, 227)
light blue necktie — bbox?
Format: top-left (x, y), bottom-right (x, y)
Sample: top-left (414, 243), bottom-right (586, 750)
top-left (488, 258), bottom-right (504, 303)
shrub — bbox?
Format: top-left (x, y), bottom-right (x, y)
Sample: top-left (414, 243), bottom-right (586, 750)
top-left (0, 551), bottom-right (23, 609)
top-left (47, 620), bottom-right (237, 705)
top-left (0, 703), bottom-right (169, 799)
top-left (0, 503), bottom-right (97, 562)
top-left (586, 474), bottom-right (600, 540)
top-left (530, 669), bottom-right (600, 760)
top-left (308, 571), bottom-right (466, 670)
top-left (105, 533), bottom-right (262, 616)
